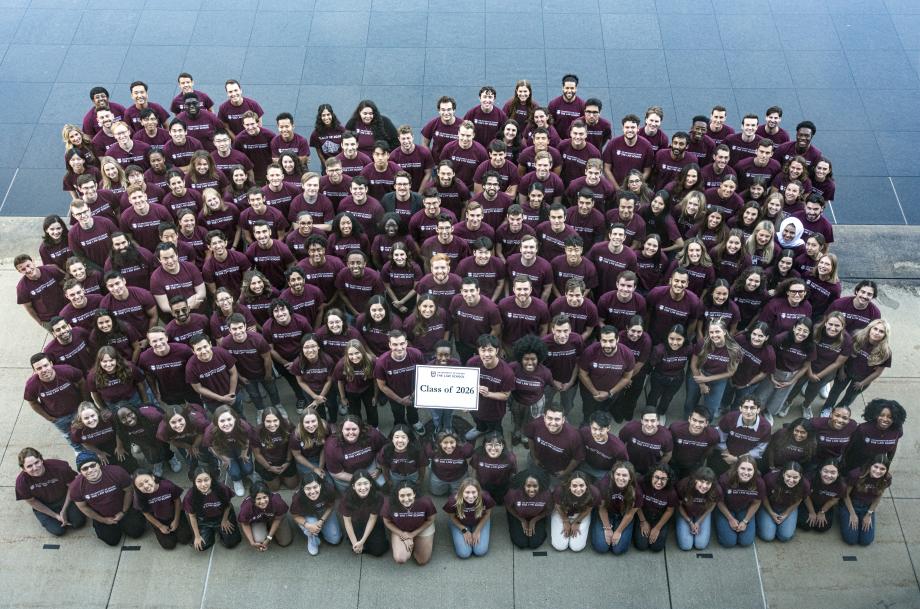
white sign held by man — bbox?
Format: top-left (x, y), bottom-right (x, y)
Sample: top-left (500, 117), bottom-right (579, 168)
top-left (414, 365), bottom-right (480, 411)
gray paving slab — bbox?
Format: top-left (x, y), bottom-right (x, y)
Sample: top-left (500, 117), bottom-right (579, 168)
top-left (106, 545), bottom-right (210, 609)
top-left (665, 542), bottom-right (766, 609)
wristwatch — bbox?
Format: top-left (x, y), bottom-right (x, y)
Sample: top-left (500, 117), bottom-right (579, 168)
top-left (266, 535), bottom-right (273, 541)
top-left (461, 527), bottom-right (469, 534)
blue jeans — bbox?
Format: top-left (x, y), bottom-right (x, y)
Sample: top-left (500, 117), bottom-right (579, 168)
top-left (590, 510), bottom-right (633, 555)
top-left (449, 519), bottom-right (491, 558)
top-left (430, 409), bottom-right (454, 433)
top-left (684, 377), bottom-right (728, 420)
top-left (429, 471), bottom-right (463, 497)
top-left (757, 506), bottom-right (798, 542)
top-left (716, 508), bottom-right (757, 547)
top-left (53, 415), bottom-right (83, 452)
top-left (226, 453), bottom-right (254, 482)
top-left (106, 392), bottom-right (143, 414)
top-left (241, 377), bottom-right (280, 411)
top-left (838, 502), bottom-right (875, 546)
top-left (32, 497), bottom-right (86, 536)
top-left (300, 515), bottom-right (343, 545)
top-left (675, 513), bottom-right (712, 550)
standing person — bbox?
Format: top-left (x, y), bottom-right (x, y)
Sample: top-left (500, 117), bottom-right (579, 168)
top-left (425, 430), bottom-right (474, 497)
top-left (290, 471), bottom-right (342, 556)
top-left (756, 317), bottom-right (816, 425)
top-left (381, 480), bottom-right (437, 565)
top-left (591, 461), bottom-right (642, 555)
top-left (132, 469), bottom-right (193, 550)
top-left (334, 340), bottom-right (379, 428)
top-left (443, 477), bottom-right (495, 559)
top-left (713, 398), bottom-right (771, 474)
top-left (252, 407), bottom-right (299, 491)
top-left (634, 463), bottom-right (678, 552)
top-left (464, 334), bottom-right (515, 441)
top-left (292, 334), bottom-right (336, 419)
top-left (374, 329), bottom-right (427, 434)
top-left (523, 403), bottom-right (584, 481)
top-left (724, 322), bottom-right (775, 411)
top-left (509, 334), bottom-right (554, 445)
top-left (16, 448), bottom-right (87, 536)
top-left (23, 355), bottom-right (87, 451)
top-left (669, 407), bottom-right (721, 480)
top-left (323, 415), bottom-right (386, 492)
top-left (550, 470), bottom-right (598, 552)
top-left (578, 325), bottom-right (636, 423)
top-left (674, 467), bottom-right (721, 551)
top-left (185, 334), bottom-right (243, 415)
top-left (426, 341), bottom-right (462, 435)
top-left (646, 325), bottom-right (692, 424)
top-left (715, 455), bottom-right (764, 548)
top-left (757, 462), bottom-right (809, 542)
top-left (69, 452), bottom-right (146, 546)
top-left (542, 314), bottom-right (584, 417)
top-left (839, 456), bottom-right (891, 547)
top-left (237, 482), bottom-right (294, 552)
top-left (822, 319), bottom-right (892, 415)
top-left (339, 470), bottom-right (388, 557)
top-left (378, 425), bottom-right (425, 486)
top-left (547, 74), bottom-right (586, 139)
top-left (203, 405), bottom-right (257, 497)
top-left (618, 409), bottom-right (673, 476)
top-left (184, 466), bottom-right (242, 551)
top-left (578, 411), bottom-right (628, 482)
top-left (504, 469), bottom-right (553, 550)
top-left (792, 312), bottom-right (851, 419)
top-left (220, 315), bottom-right (280, 422)
top-left (289, 407), bottom-right (329, 480)
top-left (684, 320), bottom-right (742, 420)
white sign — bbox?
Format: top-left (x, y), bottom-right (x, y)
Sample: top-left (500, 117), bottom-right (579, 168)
top-left (413, 365), bottom-right (480, 411)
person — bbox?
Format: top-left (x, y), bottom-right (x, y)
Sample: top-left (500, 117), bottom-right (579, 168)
top-left (15, 254), bottom-right (67, 329)
top-left (443, 477), bottom-right (494, 559)
top-left (577, 325), bottom-right (635, 423)
top-left (646, 325), bottom-right (692, 423)
top-left (69, 451), bottom-right (146, 546)
top-left (792, 311), bottom-right (851, 419)
top-left (292, 334), bottom-right (336, 418)
top-left (116, 403), bottom-right (178, 476)
top-left (509, 335), bottom-right (553, 445)
top-left (156, 403), bottom-right (214, 476)
top-left (203, 405), bottom-right (256, 497)
top-left (799, 459), bottom-right (845, 534)
top-left (715, 455), bottom-right (764, 547)
top-left (522, 400), bottom-right (584, 481)
top-left (381, 480), bottom-right (437, 565)
top-left (345, 100), bottom-right (399, 153)
top-left (634, 463), bottom-right (677, 552)
top-left (713, 397), bottom-right (771, 474)
top-left (70, 401), bottom-right (139, 472)
top-left (757, 461), bottom-right (809, 542)
top-left (822, 318), bottom-right (892, 414)
top-left (24, 354), bottom-right (87, 451)
top-left (290, 471), bottom-right (342, 555)
top-left (403, 293), bottom-right (450, 359)
top-left (465, 334), bottom-right (515, 440)
top-left (39, 214), bottom-right (73, 269)
top-left (504, 468), bottom-right (553, 550)
top-left (378, 424), bottom-right (425, 485)
top-left (669, 407), bottom-right (721, 480)
top-left (724, 321), bottom-right (775, 411)
top-left (237, 482), bottom-right (294, 552)
top-left (675, 467), bottom-right (721, 551)
top-left (612, 315), bottom-right (652, 421)
top-left (684, 320), bottom-right (741, 420)
top-left (16, 448), bottom-right (87, 536)
top-left (825, 280), bottom-right (880, 334)
top-left (132, 469), bottom-right (193, 550)
top-left (840, 456), bottom-right (891, 546)
top-left (374, 329), bottom-right (426, 433)
top-left (357, 295), bottom-right (402, 356)
top-left (252, 407), bottom-right (299, 491)
top-left (186, 334), bottom-right (243, 415)
top-left (289, 407), bottom-right (329, 480)
top-left (756, 317), bottom-right (816, 424)
top-left (764, 418), bottom-right (816, 472)
top-left (550, 470), bottom-right (598, 552)
top-left (184, 465), bottom-right (242, 551)
top-left (426, 430), bottom-right (473, 497)
top-left (334, 339), bottom-right (379, 427)
top-left (470, 431), bottom-right (517, 505)
top-left (618, 409), bottom-right (673, 476)
top-left (339, 470), bottom-right (388, 557)
top-left (219, 314), bottom-right (279, 420)
top-left (425, 341), bottom-right (461, 434)
top-left (578, 411), bottom-right (628, 482)
top-left (591, 461), bottom-right (641, 555)
top-left (324, 415), bottom-right (386, 492)
top-left (846, 398), bottom-right (906, 470)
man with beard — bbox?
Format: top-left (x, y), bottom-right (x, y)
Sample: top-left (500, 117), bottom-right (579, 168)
top-left (651, 131), bottom-right (694, 190)
top-left (756, 106), bottom-right (789, 147)
top-left (578, 326), bottom-right (635, 423)
top-left (104, 232), bottom-right (155, 289)
top-left (646, 268), bottom-right (701, 343)
top-left (547, 74), bottom-right (586, 139)
top-left (43, 317), bottom-right (94, 372)
top-left (176, 93), bottom-right (224, 152)
top-left (165, 296), bottom-right (211, 344)
top-left (602, 113), bottom-right (654, 190)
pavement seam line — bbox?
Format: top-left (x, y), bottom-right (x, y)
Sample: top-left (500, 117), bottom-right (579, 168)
top-left (199, 544), bottom-right (216, 609)
top-left (888, 176), bottom-right (909, 226)
top-left (890, 496), bottom-right (920, 595)
top-left (0, 167), bottom-right (19, 215)
top-left (752, 542), bottom-right (769, 609)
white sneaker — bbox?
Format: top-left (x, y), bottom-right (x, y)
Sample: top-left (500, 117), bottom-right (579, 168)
top-left (233, 480), bottom-right (245, 497)
top-left (764, 412), bottom-right (774, 426)
top-left (802, 405), bottom-right (814, 420)
top-left (800, 384), bottom-right (806, 396)
top-left (152, 462), bottom-right (164, 478)
top-left (169, 455), bottom-right (183, 473)
top-left (307, 535), bottom-right (320, 556)
top-left (777, 402), bottom-right (791, 418)
top-left (820, 407), bottom-right (831, 418)
top-left (820, 384), bottom-right (830, 399)
top-left (413, 422), bottom-right (427, 436)
top-left (658, 414), bottom-right (667, 427)
top-left (256, 410), bottom-right (264, 425)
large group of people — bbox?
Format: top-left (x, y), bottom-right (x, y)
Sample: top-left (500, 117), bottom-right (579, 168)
top-left (13, 72), bottom-right (905, 561)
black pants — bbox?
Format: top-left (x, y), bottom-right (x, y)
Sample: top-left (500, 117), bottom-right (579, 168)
top-left (612, 371), bottom-right (647, 422)
top-left (471, 417), bottom-right (503, 434)
top-left (347, 386), bottom-right (377, 427)
top-left (633, 518), bottom-right (670, 552)
top-left (507, 510), bottom-right (547, 549)
top-left (456, 342), bottom-right (477, 365)
top-left (196, 508), bottom-right (242, 551)
top-left (579, 385), bottom-right (617, 423)
top-left (482, 482), bottom-right (510, 507)
top-left (797, 508), bottom-right (833, 533)
top-left (92, 508), bottom-right (147, 546)
top-left (646, 371), bottom-right (684, 416)
top-left (388, 397), bottom-right (419, 426)
top-left (823, 372), bottom-right (867, 411)
top-left (151, 514), bottom-right (194, 549)
top-left (274, 362), bottom-right (306, 402)
top-left (351, 518), bottom-right (388, 556)
top-left (33, 498), bottom-right (87, 536)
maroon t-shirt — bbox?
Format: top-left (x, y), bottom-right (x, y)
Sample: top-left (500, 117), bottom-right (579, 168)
top-left (547, 95), bottom-right (586, 138)
top-left (771, 332), bottom-right (817, 373)
top-left (619, 421), bottom-right (674, 474)
top-left (68, 465), bottom-right (132, 517)
top-left (23, 365), bottom-right (84, 419)
top-left (165, 312), bottom-right (210, 345)
top-left (579, 427), bottom-right (628, 473)
top-left (416, 273), bottom-right (463, 311)
top-left (565, 207), bottom-right (607, 245)
top-left (219, 331), bottom-right (270, 381)
top-left (639, 477), bottom-right (678, 522)
top-left (467, 356), bottom-right (516, 422)
top-left (292, 351), bottom-right (336, 394)
top-left (262, 314), bottom-right (313, 362)
top-left (261, 182), bottom-right (301, 219)
top-left (504, 254), bottom-right (553, 297)
top-left (557, 140), bottom-right (602, 185)
top-left (504, 487), bottom-right (553, 519)
top-left (471, 451), bottom-right (517, 489)
top-left (718, 472), bottom-right (766, 512)
top-left (808, 476), bottom-right (847, 512)
top-left (669, 420), bottom-right (720, 471)
top-left (245, 240), bottom-right (295, 288)
top-left (16, 459), bottom-right (77, 505)
top-left (376, 445), bottom-right (423, 477)
top-left (717, 412), bottom-right (772, 457)
top-left (440, 140), bottom-right (489, 188)
top-left (449, 295), bottom-right (502, 346)
top-left (182, 484), bottom-right (234, 519)
top-left (334, 267), bottom-right (385, 314)
top-left (237, 492), bottom-right (289, 525)
top-left (497, 296), bottom-right (550, 346)
top-left (381, 260), bottom-right (423, 299)
top-left (323, 428), bottom-right (386, 474)
top-left (68, 217), bottom-right (116, 268)
top-left (732, 333), bottom-right (776, 387)
top-left (402, 308), bottom-right (449, 356)
top-left (44, 327), bottom-right (94, 372)
top-left (119, 204), bottom-right (174, 251)
top-left (588, 243), bottom-right (638, 295)
top-left (579, 342), bottom-right (635, 392)
top-left (541, 332), bottom-right (584, 385)
top-left (510, 361), bottom-right (554, 406)
top-left (149, 261), bottom-right (204, 302)
top-left (381, 496), bottom-right (436, 532)
top-left (812, 417), bottom-right (858, 461)
top-left (135, 478), bottom-right (184, 522)
top-left (185, 346), bottom-right (237, 400)
top-left (676, 477), bottom-right (722, 520)
top-left (763, 470), bottom-right (810, 512)
top-left (421, 117), bottom-right (461, 159)
top-left (597, 475), bottom-right (644, 515)
top-left (138, 343), bottom-right (193, 394)
top-left (602, 136), bottom-right (654, 184)
top-left (100, 287), bottom-right (155, 336)
top-left (234, 128), bottom-right (276, 179)
top-left (455, 257), bottom-right (505, 299)
top-left (596, 291), bottom-right (646, 335)
top-left (389, 145), bottom-right (434, 191)
top-left (86, 362), bottom-right (143, 405)
top-left (420, 235), bottom-right (470, 269)
top-left (645, 286), bottom-right (702, 343)
top-left (373, 347), bottom-right (425, 398)
top-left (297, 255), bottom-right (345, 302)
top-left (524, 418), bottom-right (585, 474)
top-left (426, 442), bottom-right (474, 482)
top-left (652, 149), bottom-right (695, 190)
top-left (16, 265), bottom-right (66, 322)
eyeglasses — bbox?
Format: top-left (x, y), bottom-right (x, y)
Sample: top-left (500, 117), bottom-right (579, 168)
top-left (80, 463), bottom-right (99, 472)
top-left (788, 289), bottom-right (806, 294)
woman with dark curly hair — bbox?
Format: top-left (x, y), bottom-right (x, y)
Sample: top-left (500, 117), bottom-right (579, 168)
top-left (345, 100), bottom-right (399, 154)
top-left (509, 334), bottom-right (552, 445)
top-left (845, 398), bottom-right (906, 470)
